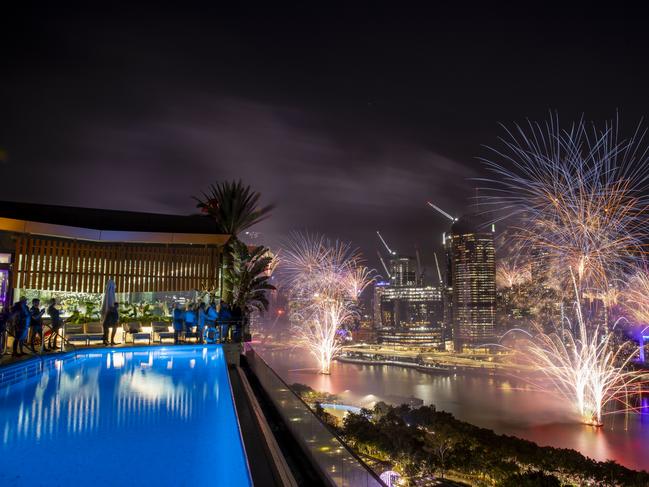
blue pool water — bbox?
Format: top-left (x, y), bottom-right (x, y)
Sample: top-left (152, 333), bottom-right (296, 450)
top-left (0, 346), bottom-right (251, 486)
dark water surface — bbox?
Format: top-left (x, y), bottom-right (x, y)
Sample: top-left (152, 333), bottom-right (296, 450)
top-left (257, 347), bottom-right (649, 472)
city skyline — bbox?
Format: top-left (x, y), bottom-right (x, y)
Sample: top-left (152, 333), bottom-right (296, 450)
top-left (4, 5), bottom-right (649, 485)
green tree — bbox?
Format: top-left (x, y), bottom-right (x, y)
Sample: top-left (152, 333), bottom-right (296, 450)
top-left (194, 180), bottom-right (273, 303)
top-left (425, 431), bottom-right (455, 479)
top-left (227, 242), bottom-right (276, 313)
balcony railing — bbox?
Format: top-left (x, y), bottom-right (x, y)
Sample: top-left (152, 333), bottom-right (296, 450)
top-left (244, 346), bottom-right (386, 487)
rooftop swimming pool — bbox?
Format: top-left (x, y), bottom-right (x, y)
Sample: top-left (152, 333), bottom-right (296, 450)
top-left (0, 346), bottom-right (251, 486)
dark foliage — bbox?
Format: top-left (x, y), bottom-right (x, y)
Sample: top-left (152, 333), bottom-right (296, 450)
top-left (338, 402), bottom-right (649, 486)
top-left (497, 470), bottom-right (562, 487)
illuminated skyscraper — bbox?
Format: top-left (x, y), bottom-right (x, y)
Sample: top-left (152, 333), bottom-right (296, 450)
top-left (388, 256), bottom-right (419, 287)
top-left (530, 246), bottom-right (551, 283)
top-left (448, 215), bottom-right (496, 349)
top-left (372, 280), bottom-right (390, 328)
top-left (378, 285), bottom-right (444, 348)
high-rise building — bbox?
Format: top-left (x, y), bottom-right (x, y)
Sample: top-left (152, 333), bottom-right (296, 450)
top-left (372, 280), bottom-right (390, 329)
top-left (377, 285), bottom-right (444, 348)
top-left (530, 246), bottom-right (551, 283)
top-left (442, 232), bottom-right (454, 345)
top-left (448, 215), bottom-right (496, 350)
top-left (388, 256), bottom-right (419, 287)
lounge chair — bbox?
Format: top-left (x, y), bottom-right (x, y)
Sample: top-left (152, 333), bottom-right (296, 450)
top-left (122, 322), bottom-right (152, 344)
top-left (85, 322), bottom-right (105, 344)
top-left (152, 322), bottom-right (174, 343)
top-left (64, 324), bottom-right (89, 345)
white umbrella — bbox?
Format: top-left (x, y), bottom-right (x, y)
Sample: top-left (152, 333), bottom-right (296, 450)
top-left (101, 278), bottom-right (116, 322)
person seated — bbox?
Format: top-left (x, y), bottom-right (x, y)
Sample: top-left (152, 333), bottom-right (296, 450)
top-left (203, 324), bottom-right (219, 344)
top-left (204, 302), bottom-right (218, 343)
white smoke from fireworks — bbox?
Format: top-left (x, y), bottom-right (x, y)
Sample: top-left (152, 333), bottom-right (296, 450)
top-left (521, 295), bottom-right (643, 426)
top-left (281, 232), bottom-right (374, 374)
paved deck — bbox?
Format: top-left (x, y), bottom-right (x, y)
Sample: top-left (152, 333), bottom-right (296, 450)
top-left (0, 337), bottom-right (200, 366)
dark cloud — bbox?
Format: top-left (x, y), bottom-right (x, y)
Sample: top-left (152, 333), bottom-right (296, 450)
top-left (2, 93), bottom-right (475, 268)
top-left (3, 4), bottom-right (649, 275)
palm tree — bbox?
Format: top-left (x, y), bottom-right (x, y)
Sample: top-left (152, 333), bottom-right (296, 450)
top-left (226, 241), bottom-right (276, 339)
top-left (194, 180), bottom-right (273, 302)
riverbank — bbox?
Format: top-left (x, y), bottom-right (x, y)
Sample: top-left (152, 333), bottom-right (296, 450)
top-left (336, 344), bottom-right (529, 379)
top-left (256, 346), bottom-right (649, 472)
top-left (295, 384), bottom-right (649, 486)
top-left (336, 354), bottom-right (504, 377)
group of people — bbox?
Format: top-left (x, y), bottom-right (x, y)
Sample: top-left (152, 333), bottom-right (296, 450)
top-left (0, 297), bottom-right (243, 356)
top-left (0, 297), bottom-right (63, 356)
top-left (171, 301), bottom-right (241, 344)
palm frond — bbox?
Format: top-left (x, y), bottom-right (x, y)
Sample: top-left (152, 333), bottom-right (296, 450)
top-left (194, 180), bottom-right (274, 235)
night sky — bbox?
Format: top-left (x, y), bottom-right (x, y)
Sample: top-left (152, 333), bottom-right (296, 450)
top-left (3, 4), bottom-right (649, 276)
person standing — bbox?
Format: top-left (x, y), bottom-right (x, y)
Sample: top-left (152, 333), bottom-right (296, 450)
top-left (30, 298), bottom-right (45, 351)
top-left (0, 307), bottom-right (10, 354)
top-left (197, 302), bottom-right (207, 344)
top-left (184, 303), bottom-right (197, 341)
top-left (205, 301), bottom-right (218, 343)
top-left (12, 297), bottom-right (30, 356)
top-left (102, 302), bottom-right (119, 346)
top-left (172, 303), bottom-right (185, 344)
top-left (47, 298), bottom-right (63, 351)
top-left (218, 302), bottom-right (232, 342)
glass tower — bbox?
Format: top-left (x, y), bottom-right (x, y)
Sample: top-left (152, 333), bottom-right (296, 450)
top-left (448, 215), bottom-right (496, 350)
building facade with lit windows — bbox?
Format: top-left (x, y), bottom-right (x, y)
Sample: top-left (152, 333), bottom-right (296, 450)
top-left (448, 215), bottom-right (496, 350)
top-left (377, 285), bottom-right (445, 349)
top-left (388, 256), bottom-right (419, 287)
top-left (0, 201), bottom-right (229, 311)
top-left (372, 280), bottom-right (389, 328)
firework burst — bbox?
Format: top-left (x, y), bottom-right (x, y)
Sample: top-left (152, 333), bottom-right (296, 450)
top-left (480, 115), bottom-right (649, 295)
top-left (623, 268), bottom-right (649, 324)
top-left (281, 232), bottom-right (374, 374)
top-left (496, 257), bottom-right (531, 289)
top-left (520, 309), bottom-right (644, 426)
top-left (508, 274), bottom-right (647, 426)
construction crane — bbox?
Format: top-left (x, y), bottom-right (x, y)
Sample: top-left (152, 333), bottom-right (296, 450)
top-left (426, 201), bottom-right (457, 223)
top-left (415, 245), bottom-right (424, 285)
top-left (376, 231), bottom-right (397, 256)
top-left (376, 251), bottom-right (391, 280)
top-left (433, 252), bottom-right (444, 286)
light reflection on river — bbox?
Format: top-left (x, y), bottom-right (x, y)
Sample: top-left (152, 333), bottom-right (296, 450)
top-left (257, 347), bottom-right (649, 472)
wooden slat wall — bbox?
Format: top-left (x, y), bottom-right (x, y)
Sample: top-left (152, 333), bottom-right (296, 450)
top-left (12, 236), bottom-right (220, 293)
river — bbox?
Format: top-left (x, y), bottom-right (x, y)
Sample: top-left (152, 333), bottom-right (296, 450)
top-left (255, 346), bottom-right (649, 472)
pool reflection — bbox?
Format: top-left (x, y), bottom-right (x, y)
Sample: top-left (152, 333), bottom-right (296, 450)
top-left (1, 346), bottom-right (250, 486)
top-left (2, 348), bottom-right (219, 444)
